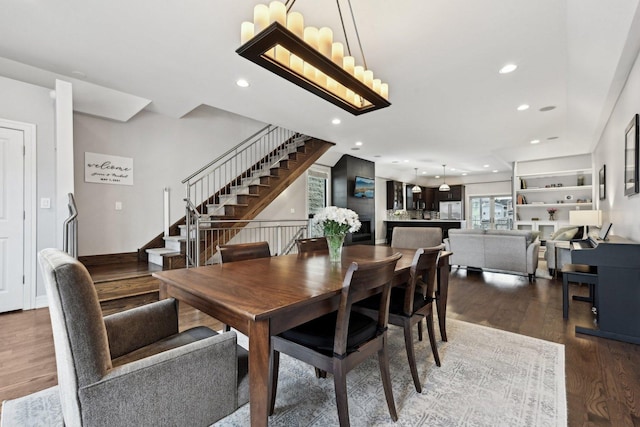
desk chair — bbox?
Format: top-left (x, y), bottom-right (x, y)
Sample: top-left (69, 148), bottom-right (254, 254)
top-left (355, 247), bottom-right (441, 392)
top-left (561, 263), bottom-right (597, 319)
top-left (269, 253), bottom-right (403, 427)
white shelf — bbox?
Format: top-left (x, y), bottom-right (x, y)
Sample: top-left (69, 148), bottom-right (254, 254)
top-left (517, 169), bottom-right (593, 179)
top-left (516, 202), bottom-right (593, 208)
top-left (516, 185), bottom-right (592, 194)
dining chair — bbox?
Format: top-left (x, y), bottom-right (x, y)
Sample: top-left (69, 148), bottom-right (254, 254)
top-left (217, 241), bottom-right (271, 263)
top-left (391, 227), bottom-right (447, 342)
top-left (295, 237), bottom-right (328, 253)
top-left (354, 246), bottom-right (442, 393)
top-left (268, 253), bottom-right (403, 427)
top-left (217, 241), bottom-right (271, 331)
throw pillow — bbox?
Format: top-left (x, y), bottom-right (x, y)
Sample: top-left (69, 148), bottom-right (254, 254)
top-left (551, 227), bottom-right (579, 241)
top-left (549, 226), bottom-right (578, 241)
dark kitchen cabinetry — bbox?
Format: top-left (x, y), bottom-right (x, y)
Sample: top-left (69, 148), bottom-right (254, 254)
top-left (386, 181), bottom-right (404, 210)
top-left (435, 185), bottom-right (464, 203)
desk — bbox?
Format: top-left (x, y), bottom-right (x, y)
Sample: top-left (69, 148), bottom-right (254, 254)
top-left (154, 245), bottom-right (451, 427)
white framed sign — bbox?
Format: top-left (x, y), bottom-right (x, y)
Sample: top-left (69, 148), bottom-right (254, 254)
top-left (85, 152), bottom-right (133, 186)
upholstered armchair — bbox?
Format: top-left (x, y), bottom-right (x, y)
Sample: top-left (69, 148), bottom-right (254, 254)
top-left (38, 248), bottom-right (249, 427)
top-left (391, 226), bottom-right (445, 250)
top-left (544, 227), bottom-right (581, 275)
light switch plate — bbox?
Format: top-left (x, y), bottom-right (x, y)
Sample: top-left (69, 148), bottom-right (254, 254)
top-left (40, 198), bottom-right (51, 209)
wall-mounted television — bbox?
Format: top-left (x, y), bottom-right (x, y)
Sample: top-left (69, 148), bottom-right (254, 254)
top-left (354, 176), bottom-right (375, 198)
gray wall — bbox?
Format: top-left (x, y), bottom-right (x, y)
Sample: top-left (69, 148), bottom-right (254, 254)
top-left (0, 76), bottom-right (57, 297)
top-left (593, 45), bottom-right (640, 242)
top-left (72, 106), bottom-right (267, 255)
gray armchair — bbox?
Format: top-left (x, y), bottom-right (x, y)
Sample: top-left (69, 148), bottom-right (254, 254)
top-left (38, 248), bottom-right (248, 427)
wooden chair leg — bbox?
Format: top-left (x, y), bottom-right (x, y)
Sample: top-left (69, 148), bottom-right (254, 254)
top-left (426, 311), bottom-right (441, 367)
top-left (268, 350), bottom-right (280, 416)
top-left (377, 337), bottom-right (398, 422)
top-left (417, 318), bottom-right (424, 341)
top-left (333, 361), bottom-right (351, 427)
top-left (562, 274), bottom-right (569, 319)
top-left (314, 367), bottom-right (327, 378)
top-left (404, 321), bottom-right (422, 393)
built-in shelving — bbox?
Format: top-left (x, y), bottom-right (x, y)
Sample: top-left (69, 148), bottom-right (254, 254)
top-left (513, 155), bottom-right (596, 238)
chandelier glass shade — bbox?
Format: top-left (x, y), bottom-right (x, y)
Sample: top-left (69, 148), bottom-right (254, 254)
top-left (411, 168), bottom-right (422, 193)
top-left (237, 1), bottom-right (390, 115)
top-left (439, 164), bottom-right (450, 192)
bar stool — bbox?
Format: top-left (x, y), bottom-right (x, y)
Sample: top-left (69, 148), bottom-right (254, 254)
top-left (561, 263), bottom-right (598, 319)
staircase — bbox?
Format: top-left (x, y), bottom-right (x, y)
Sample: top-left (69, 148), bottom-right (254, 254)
top-left (139, 125), bottom-right (334, 268)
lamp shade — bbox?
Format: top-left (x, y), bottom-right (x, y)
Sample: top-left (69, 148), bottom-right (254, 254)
top-left (439, 183), bottom-right (450, 192)
top-left (569, 210), bottom-right (602, 226)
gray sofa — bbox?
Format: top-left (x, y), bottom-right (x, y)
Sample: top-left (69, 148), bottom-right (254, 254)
top-left (444, 229), bottom-right (540, 281)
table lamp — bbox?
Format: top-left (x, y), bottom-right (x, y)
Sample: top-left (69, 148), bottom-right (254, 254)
top-left (569, 210), bottom-right (602, 238)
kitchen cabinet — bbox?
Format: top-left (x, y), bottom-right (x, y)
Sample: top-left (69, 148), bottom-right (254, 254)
top-left (435, 185), bottom-right (464, 202)
top-left (386, 180), bottom-right (404, 210)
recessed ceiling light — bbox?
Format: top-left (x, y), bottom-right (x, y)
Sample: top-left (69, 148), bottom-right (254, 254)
top-left (450, 168), bottom-right (456, 171)
top-left (483, 164), bottom-right (490, 168)
top-left (547, 136), bottom-right (559, 140)
top-left (422, 171), bottom-right (427, 174)
top-left (540, 106), bottom-right (556, 112)
top-left (530, 139), bottom-right (540, 144)
top-left (355, 141), bottom-right (363, 146)
top-left (392, 160), bottom-right (399, 164)
top-left (332, 118), bottom-right (341, 125)
top-left (236, 79), bottom-right (250, 87)
top-left (517, 104), bottom-right (530, 111)
top-left (462, 172), bottom-right (468, 176)
top-left (403, 159), bottom-right (409, 163)
top-left (351, 147), bottom-right (360, 151)
top-left (435, 175), bottom-right (440, 179)
top-left (374, 155), bottom-right (381, 158)
top-left (499, 64), bottom-right (518, 74)
top-left (492, 169), bottom-right (498, 173)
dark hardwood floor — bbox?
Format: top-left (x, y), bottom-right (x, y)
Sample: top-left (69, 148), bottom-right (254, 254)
top-left (1, 266), bottom-right (639, 426)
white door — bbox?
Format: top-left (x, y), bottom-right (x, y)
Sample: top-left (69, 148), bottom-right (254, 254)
top-left (0, 127), bottom-right (24, 312)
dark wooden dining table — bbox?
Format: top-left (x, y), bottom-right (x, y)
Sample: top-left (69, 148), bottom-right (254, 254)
top-left (153, 245), bottom-right (451, 427)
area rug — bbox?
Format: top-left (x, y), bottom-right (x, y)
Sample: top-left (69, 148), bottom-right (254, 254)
top-left (216, 319), bottom-right (567, 426)
top-left (1, 320), bottom-right (566, 427)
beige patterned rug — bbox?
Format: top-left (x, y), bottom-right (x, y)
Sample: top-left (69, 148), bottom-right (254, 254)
top-left (1, 320), bottom-right (566, 427)
top-left (218, 319), bottom-right (566, 426)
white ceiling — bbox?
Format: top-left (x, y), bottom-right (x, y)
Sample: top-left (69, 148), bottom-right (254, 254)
top-left (1, 0), bottom-right (639, 184)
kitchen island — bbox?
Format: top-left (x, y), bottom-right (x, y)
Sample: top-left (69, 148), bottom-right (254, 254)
top-left (384, 219), bottom-right (466, 244)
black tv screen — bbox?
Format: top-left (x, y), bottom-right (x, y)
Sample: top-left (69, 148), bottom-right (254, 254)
top-left (354, 176), bottom-right (375, 198)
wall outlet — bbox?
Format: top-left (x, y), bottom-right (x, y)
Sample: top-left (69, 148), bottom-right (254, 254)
top-left (40, 198), bottom-right (51, 209)
top-left (115, 201), bottom-right (123, 210)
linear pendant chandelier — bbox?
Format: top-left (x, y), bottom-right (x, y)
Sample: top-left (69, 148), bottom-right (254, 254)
top-left (237, 0), bottom-right (391, 115)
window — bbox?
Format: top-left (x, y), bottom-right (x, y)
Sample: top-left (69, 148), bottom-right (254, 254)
top-left (307, 167), bottom-right (330, 217)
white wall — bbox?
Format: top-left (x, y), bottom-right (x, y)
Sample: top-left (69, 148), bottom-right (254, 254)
top-left (0, 76), bottom-right (57, 298)
top-left (73, 106), bottom-right (266, 255)
top-left (593, 45), bottom-right (640, 241)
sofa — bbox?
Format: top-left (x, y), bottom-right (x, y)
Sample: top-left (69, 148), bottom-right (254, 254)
top-left (444, 229), bottom-right (540, 281)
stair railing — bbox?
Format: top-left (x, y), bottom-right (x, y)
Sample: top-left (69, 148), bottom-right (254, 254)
top-left (185, 215), bottom-right (309, 267)
top-left (182, 124), bottom-right (309, 266)
top-left (63, 193), bottom-right (78, 258)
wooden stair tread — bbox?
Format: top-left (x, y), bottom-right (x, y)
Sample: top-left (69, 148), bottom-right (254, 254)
top-left (87, 261), bottom-right (163, 283)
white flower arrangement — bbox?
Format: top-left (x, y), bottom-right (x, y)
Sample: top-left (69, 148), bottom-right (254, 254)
top-left (313, 206), bottom-right (361, 236)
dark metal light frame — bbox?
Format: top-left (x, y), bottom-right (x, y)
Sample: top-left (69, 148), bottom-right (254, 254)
top-left (236, 22), bottom-right (391, 116)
